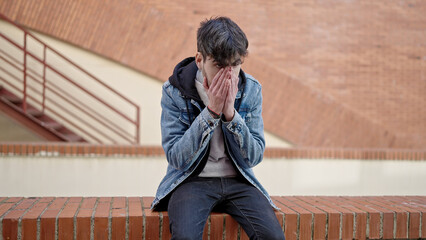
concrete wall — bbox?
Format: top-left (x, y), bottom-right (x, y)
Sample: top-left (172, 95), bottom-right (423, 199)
top-left (0, 111), bottom-right (44, 141)
top-left (1, 156), bottom-right (425, 197)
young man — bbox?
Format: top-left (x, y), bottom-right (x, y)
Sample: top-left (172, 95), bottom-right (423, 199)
top-left (151, 17), bottom-right (285, 240)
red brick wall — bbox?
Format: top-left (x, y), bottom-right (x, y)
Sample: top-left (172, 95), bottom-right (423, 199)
top-left (1, 143), bottom-right (425, 160)
top-left (1, 0), bottom-right (425, 148)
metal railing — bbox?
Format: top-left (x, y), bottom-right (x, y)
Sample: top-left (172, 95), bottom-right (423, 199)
top-left (0, 13), bottom-right (140, 144)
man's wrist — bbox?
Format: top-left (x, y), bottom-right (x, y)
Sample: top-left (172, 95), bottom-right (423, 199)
top-left (223, 109), bottom-right (235, 122)
top-left (207, 106), bottom-right (221, 119)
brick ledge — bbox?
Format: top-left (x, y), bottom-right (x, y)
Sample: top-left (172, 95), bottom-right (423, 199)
top-left (0, 142), bottom-right (425, 160)
top-left (1, 196), bottom-right (425, 239)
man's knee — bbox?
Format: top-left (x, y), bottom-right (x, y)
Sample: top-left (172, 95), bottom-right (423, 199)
top-left (169, 219), bottom-right (205, 240)
top-left (171, 232), bottom-right (200, 240)
top-left (259, 229), bottom-right (285, 240)
top-left (251, 225), bottom-right (285, 240)
top-left (172, 229), bottom-right (203, 240)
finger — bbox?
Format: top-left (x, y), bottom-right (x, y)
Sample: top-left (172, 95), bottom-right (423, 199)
top-left (234, 75), bottom-right (239, 92)
top-left (210, 68), bottom-right (225, 90)
top-left (229, 76), bottom-right (235, 92)
top-left (229, 68), bottom-right (236, 87)
top-left (203, 76), bottom-right (209, 90)
top-left (221, 78), bottom-right (231, 97)
top-left (229, 79), bottom-right (235, 98)
top-left (217, 67), bottom-right (231, 85)
top-left (216, 70), bottom-right (231, 95)
top-left (212, 68), bottom-right (228, 94)
top-left (218, 68), bottom-right (230, 86)
top-left (230, 69), bottom-right (238, 84)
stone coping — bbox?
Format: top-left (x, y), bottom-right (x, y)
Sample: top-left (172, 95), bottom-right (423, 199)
top-left (0, 142), bottom-right (425, 160)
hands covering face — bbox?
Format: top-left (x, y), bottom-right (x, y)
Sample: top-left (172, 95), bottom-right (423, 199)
top-left (203, 66), bottom-right (238, 121)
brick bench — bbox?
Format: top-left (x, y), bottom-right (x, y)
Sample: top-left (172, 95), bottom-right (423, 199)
top-left (1, 196), bottom-right (424, 240)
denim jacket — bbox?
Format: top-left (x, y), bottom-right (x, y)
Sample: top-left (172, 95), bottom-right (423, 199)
top-left (151, 57), bottom-right (278, 210)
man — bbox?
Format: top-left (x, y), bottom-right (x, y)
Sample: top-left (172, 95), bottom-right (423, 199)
top-left (152, 16), bottom-right (285, 240)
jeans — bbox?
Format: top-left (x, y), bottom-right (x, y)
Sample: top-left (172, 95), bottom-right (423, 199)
top-left (168, 176), bottom-right (285, 240)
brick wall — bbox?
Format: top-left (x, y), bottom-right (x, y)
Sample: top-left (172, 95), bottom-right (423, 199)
top-left (1, 0), bottom-right (425, 148)
top-left (0, 143), bottom-right (425, 160)
top-left (1, 196), bottom-right (425, 239)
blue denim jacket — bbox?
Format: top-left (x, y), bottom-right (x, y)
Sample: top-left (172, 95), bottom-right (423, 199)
top-left (151, 58), bottom-right (278, 210)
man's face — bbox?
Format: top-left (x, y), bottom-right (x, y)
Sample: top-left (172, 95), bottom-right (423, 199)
top-left (195, 52), bottom-right (242, 87)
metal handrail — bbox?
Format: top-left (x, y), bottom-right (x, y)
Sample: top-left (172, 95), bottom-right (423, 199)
top-left (0, 54), bottom-right (135, 143)
top-left (0, 39), bottom-right (137, 124)
top-left (0, 13), bottom-right (140, 144)
top-left (0, 69), bottom-right (105, 143)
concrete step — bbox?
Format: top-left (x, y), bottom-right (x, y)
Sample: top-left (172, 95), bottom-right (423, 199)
top-left (2, 95), bottom-right (22, 104)
top-left (26, 108), bottom-right (43, 118)
top-left (62, 133), bottom-right (84, 142)
top-left (41, 121), bottom-right (63, 130)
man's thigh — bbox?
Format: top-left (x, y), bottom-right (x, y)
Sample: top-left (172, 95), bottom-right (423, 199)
top-left (167, 178), bottom-right (221, 239)
top-left (219, 178), bottom-right (285, 240)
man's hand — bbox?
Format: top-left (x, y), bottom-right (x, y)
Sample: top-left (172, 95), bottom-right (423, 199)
top-left (203, 68), bottom-right (230, 117)
top-left (223, 68), bottom-right (239, 121)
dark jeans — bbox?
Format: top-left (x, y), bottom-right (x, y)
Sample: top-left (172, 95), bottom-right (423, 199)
top-left (168, 176), bottom-right (285, 240)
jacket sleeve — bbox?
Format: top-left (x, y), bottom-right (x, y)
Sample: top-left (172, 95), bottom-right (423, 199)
top-left (161, 83), bottom-right (219, 171)
top-left (222, 85), bottom-right (265, 169)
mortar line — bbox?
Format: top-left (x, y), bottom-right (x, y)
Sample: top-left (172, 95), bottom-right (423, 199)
top-left (0, 197), bottom-right (25, 240)
top-left (237, 223), bottom-right (241, 240)
top-left (379, 211), bottom-right (383, 239)
top-left (324, 209), bottom-right (329, 240)
top-left (406, 211), bottom-right (410, 239)
top-left (282, 212), bottom-right (286, 239)
top-left (18, 197), bottom-right (41, 240)
top-left (310, 211), bottom-right (314, 240)
top-left (141, 197), bottom-right (146, 240)
top-left (222, 214), bottom-right (226, 240)
top-left (352, 212), bottom-right (357, 239)
top-left (208, 214), bottom-right (212, 240)
top-left (366, 211), bottom-right (370, 239)
top-left (56, 197), bottom-right (71, 240)
top-left (159, 211), bottom-right (163, 240)
top-left (419, 211), bottom-right (422, 238)
top-left (90, 197), bottom-right (100, 240)
top-left (37, 197), bottom-right (56, 240)
top-left (297, 212), bottom-right (300, 240)
top-left (339, 211), bottom-right (342, 240)
top-left (125, 197), bottom-right (129, 240)
top-left (108, 197), bottom-right (114, 240)
top-left (73, 197), bottom-right (84, 240)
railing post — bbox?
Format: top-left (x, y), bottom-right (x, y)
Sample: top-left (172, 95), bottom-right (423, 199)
top-left (136, 106), bottom-right (140, 144)
top-left (23, 32), bottom-right (27, 113)
top-left (42, 46), bottom-right (46, 113)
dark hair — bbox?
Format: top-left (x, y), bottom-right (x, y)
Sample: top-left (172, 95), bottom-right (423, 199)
top-left (197, 16), bottom-right (248, 67)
